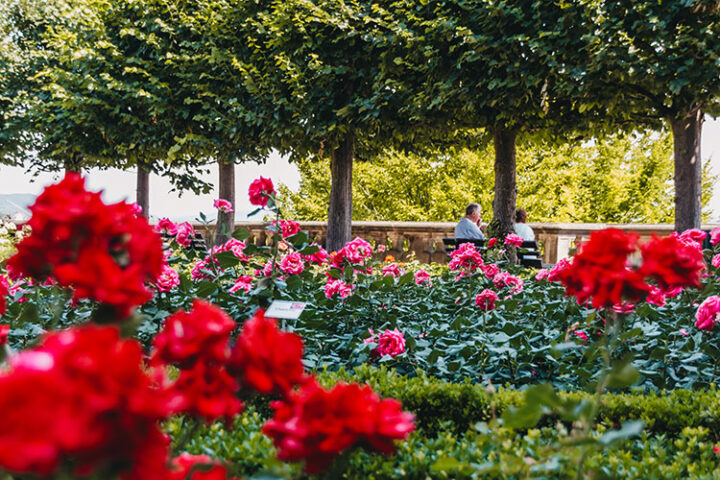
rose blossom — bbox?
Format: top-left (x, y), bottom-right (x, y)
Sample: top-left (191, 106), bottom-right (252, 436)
top-left (382, 263), bottom-right (401, 278)
top-left (229, 275), bottom-right (254, 294)
top-left (324, 279), bottom-right (353, 299)
top-left (574, 331), bottom-right (588, 343)
top-left (713, 255), bottom-right (720, 269)
top-left (711, 227), bottom-right (720, 246)
top-left (331, 237), bottom-right (373, 268)
top-left (376, 244), bottom-right (386, 253)
top-left (365, 328), bottom-right (405, 357)
top-left (639, 234), bottom-right (705, 289)
top-left (679, 228), bottom-right (707, 246)
top-left (487, 238), bottom-right (498, 248)
top-left (156, 264), bottom-right (180, 292)
top-left (280, 252), bottom-right (305, 275)
top-left (213, 198), bottom-right (234, 213)
top-left (262, 378), bottom-right (415, 473)
top-left (270, 219), bottom-right (301, 238)
top-left (248, 177), bottom-right (275, 207)
top-left (482, 263), bottom-right (500, 280)
top-left (0, 276), bottom-right (7, 315)
top-left (175, 222), bottom-right (196, 248)
top-left (228, 309), bottom-right (307, 395)
top-left (475, 289), bottom-right (498, 310)
top-left (646, 286), bottom-right (666, 307)
top-left (0, 324), bottom-right (8, 345)
top-left (304, 244), bottom-right (330, 264)
top-left (151, 299), bottom-right (236, 368)
top-left (504, 233), bottom-right (523, 247)
top-left (535, 268), bottom-right (550, 281)
top-left (0, 326), bottom-right (171, 478)
top-left (448, 242), bottom-right (484, 272)
top-left (414, 269), bottom-right (431, 285)
top-left (493, 271), bottom-right (524, 294)
top-left (167, 454), bottom-right (240, 480)
top-left (157, 217), bottom-right (178, 235)
top-left (695, 295), bottom-right (720, 331)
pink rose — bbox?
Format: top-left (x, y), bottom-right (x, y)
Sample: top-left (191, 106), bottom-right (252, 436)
top-left (175, 222), bottom-right (196, 247)
top-left (547, 257), bottom-right (571, 282)
top-left (303, 244), bottom-right (330, 264)
top-left (713, 254), bottom-right (720, 268)
top-left (711, 227), bottom-right (720, 246)
top-left (324, 279), bottom-right (353, 299)
top-left (504, 233), bottom-right (523, 247)
top-left (414, 269), bottom-right (431, 285)
top-left (230, 275), bottom-right (254, 293)
top-left (574, 331), bottom-right (588, 343)
top-left (191, 258), bottom-right (211, 280)
top-left (157, 218), bottom-right (178, 235)
top-left (695, 295), bottom-right (720, 331)
top-left (156, 264), bottom-right (180, 292)
top-left (482, 263), bottom-right (499, 280)
top-left (679, 228), bottom-right (707, 246)
top-left (382, 263), bottom-right (401, 278)
top-left (213, 198), bottom-right (234, 213)
top-left (376, 244), bottom-right (386, 253)
top-left (365, 328), bottom-right (405, 357)
top-left (493, 271), bottom-right (523, 294)
top-left (248, 177), bottom-right (275, 207)
top-left (270, 219), bottom-right (301, 238)
top-left (448, 243), bottom-right (484, 272)
top-left (280, 252), bottom-right (305, 275)
top-left (475, 289), bottom-right (498, 310)
top-left (129, 202), bottom-right (143, 216)
top-left (535, 268), bottom-right (549, 281)
top-left (612, 302), bottom-right (635, 314)
top-left (646, 286), bottom-right (666, 307)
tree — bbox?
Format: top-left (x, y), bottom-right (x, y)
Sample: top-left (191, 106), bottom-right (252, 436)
top-left (588, 0), bottom-right (720, 230)
top-left (393, 0), bottom-right (599, 235)
top-left (280, 129), bottom-right (715, 224)
top-left (257, 0), bottom-right (423, 251)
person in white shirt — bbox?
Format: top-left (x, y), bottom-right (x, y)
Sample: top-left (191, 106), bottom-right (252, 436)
top-left (513, 208), bottom-right (535, 241)
top-left (454, 203), bottom-right (485, 240)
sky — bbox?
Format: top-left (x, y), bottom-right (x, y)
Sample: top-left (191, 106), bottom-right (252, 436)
top-left (2, 117), bottom-right (720, 222)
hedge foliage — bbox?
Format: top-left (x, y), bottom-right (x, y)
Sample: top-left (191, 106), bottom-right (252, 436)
top-left (172, 366), bottom-right (720, 479)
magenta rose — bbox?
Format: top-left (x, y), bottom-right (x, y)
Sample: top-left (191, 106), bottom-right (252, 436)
top-left (248, 177), bottom-right (275, 207)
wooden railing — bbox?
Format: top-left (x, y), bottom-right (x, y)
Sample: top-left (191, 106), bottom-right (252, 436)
top-left (195, 221), bottom-right (719, 265)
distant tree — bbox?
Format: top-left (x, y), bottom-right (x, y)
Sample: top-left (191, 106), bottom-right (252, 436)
top-left (280, 130), bottom-right (715, 224)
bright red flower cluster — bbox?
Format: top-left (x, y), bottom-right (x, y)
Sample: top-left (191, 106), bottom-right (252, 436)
top-left (263, 378), bottom-right (415, 473)
top-left (558, 228), bottom-right (706, 309)
top-left (7, 174), bottom-right (163, 318)
top-left (639, 234), bottom-right (705, 289)
top-left (248, 177), bottom-right (275, 207)
top-left (557, 229), bottom-right (649, 309)
top-left (228, 309), bottom-right (307, 396)
top-left (0, 326), bottom-right (171, 479)
top-left (152, 300), bottom-right (242, 423)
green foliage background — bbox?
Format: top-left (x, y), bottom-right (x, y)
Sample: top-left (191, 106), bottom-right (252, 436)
top-left (280, 130), bottom-right (716, 223)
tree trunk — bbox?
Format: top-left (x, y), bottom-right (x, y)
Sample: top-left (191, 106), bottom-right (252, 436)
top-left (136, 167), bottom-right (150, 217)
top-left (670, 108), bottom-right (703, 232)
top-left (216, 159), bottom-right (235, 245)
top-left (326, 132), bottom-right (354, 252)
top-left (492, 127), bottom-right (518, 236)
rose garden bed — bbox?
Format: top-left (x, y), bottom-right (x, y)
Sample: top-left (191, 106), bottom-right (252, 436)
top-left (0, 175), bottom-right (719, 479)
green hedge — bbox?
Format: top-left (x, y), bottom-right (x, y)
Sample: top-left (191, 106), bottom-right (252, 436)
top-left (173, 406), bottom-right (720, 479)
top-left (314, 366), bottom-right (720, 438)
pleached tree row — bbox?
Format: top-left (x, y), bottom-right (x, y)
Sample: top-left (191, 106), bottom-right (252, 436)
top-left (1, 0), bottom-right (719, 249)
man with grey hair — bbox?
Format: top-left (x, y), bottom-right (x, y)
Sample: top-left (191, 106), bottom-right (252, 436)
top-left (454, 203), bottom-right (485, 239)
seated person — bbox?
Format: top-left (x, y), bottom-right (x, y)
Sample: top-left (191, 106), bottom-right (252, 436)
top-left (513, 208), bottom-right (535, 241)
top-left (455, 203), bottom-right (485, 240)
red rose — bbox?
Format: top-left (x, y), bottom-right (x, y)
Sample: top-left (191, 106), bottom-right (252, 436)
top-left (558, 229), bottom-right (650, 309)
top-left (639, 234), bottom-right (705, 289)
top-left (0, 325), bottom-right (8, 346)
top-left (165, 361), bottom-right (242, 424)
top-left (487, 238), bottom-right (498, 248)
top-left (168, 454), bottom-right (240, 480)
top-left (228, 309), bottom-right (307, 396)
top-left (0, 276), bottom-right (7, 316)
top-left (262, 378), bottom-right (415, 473)
top-left (152, 300), bottom-right (236, 368)
top-left (248, 177), bottom-right (275, 207)
top-left (0, 326), bottom-right (171, 478)
top-left (475, 289), bottom-right (498, 310)
top-left (7, 174), bottom-right (163, 319)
